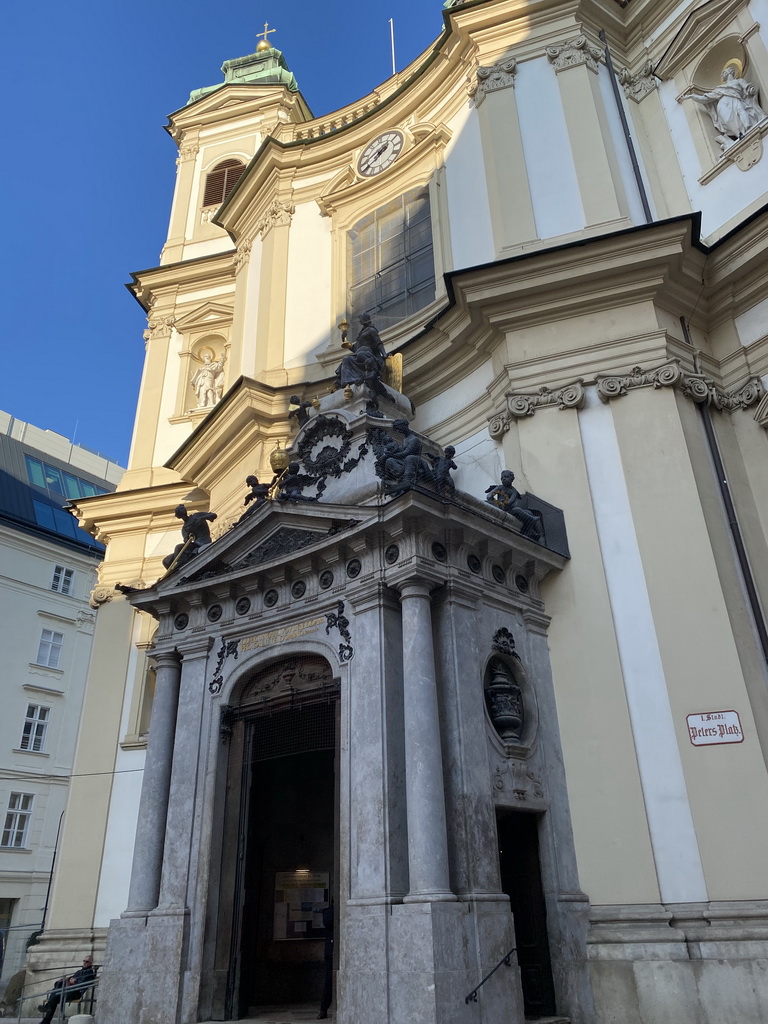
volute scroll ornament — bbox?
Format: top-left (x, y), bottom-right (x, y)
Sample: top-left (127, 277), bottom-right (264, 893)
top-left (469, 58), bottom-right (518, 105)
top-left (546, 35), bottom-right (603, 74)
top-left (619, 61), bottom-right (658, 102)
top-left (257, 199), bottom-right (296, 237)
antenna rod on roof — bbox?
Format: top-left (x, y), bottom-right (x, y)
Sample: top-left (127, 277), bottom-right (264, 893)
top-left (389, 18), bottom-right (396, 76)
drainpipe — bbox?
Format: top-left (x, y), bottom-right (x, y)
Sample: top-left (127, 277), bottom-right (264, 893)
top-left (680, 316), bottom-right (768, 668)
top-left (599, 29), bottom-right (653, 223)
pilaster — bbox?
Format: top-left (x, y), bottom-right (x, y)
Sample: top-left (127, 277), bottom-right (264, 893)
top-left (162, 132), bottom-right (201, 265)
top-left (253, 198), bottom-right (295, 383)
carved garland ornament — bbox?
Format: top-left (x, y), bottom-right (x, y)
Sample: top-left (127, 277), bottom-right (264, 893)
top-left (546, 35), bottom-right (603, 74)
top-left (488, 362), bottom-right (764, 437)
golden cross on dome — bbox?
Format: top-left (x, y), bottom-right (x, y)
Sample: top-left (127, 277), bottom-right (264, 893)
top-left (256, 21), bottom-right (276, 50)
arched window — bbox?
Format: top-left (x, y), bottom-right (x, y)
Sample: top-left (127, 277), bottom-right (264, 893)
top-left (346, 186), bottom-right (435, 328)
top-left (203, 159), bottom-right (246, 207)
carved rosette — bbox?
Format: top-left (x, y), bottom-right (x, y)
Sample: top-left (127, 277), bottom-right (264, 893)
top-left (233, 238), bottom-right (253, 271)
top-left (546, 35), bottom-right (603, 74)
top-left (619, 61), bottom-right (658, 102)
top-left (257, 199), bottom-right (295, 238)
top-left (470, 57), bottom-right (518, 106)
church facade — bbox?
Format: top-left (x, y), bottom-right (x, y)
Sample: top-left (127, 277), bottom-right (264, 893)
top-left (31, 2), bottom-right (768, 1022)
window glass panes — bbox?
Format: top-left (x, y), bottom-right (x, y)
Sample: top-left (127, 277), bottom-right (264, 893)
top-left (26, 458), bottom-right (108, 500)
top-left (63, 473), bottom-right (82, 500)
top-left (20, 705), bottom-right (49, 753)
top-left (36, 629), bottom-right (63, 669)
top-left (1, 793), bottom-right (33, 848)
top-left (25, 456), bottom-right (46, 488)
top-left (347, 187), bottom-right (435, 329)
top-left (51, 566), bottom-right (74, 595)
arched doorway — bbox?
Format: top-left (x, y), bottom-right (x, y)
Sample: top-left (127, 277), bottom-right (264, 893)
top-left (217, 655), bottom-right (339, 1019)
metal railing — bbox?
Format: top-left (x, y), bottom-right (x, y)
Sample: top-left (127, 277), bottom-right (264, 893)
top-left (13, 968), bottom-right (98, 1022)
top-left (464, 946), bottom-right (516, 1005)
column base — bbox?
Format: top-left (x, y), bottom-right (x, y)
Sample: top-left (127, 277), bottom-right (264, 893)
top-left (339, 898), bottom-right (523, 1024)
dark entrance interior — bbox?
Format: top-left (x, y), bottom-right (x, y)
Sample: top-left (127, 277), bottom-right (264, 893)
top-left (231, 700), bottom-right (336, 1016)
top-left (497, 810), bottom-right (557, 1019)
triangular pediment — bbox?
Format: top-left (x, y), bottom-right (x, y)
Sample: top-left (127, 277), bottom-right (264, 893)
top-left (174, 301), bottom-right (234, 335)
top-left (655, 0), bottom-right (747, 79)
top-left (145, 501), bottom-right (369, 597)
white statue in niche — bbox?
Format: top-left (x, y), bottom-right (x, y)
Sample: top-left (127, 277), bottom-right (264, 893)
top-left (682, 59), bottom-right (767, 151)
top-left (190, 349), bottom-right (226, 409)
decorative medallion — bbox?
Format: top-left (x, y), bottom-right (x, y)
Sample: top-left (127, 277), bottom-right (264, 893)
top-left (432, 541), bottom-right (447, 562)
top-left (235, 597), bottom-right (251, 615)
top-left (346, 559), bottom-right (362, 578)
top-left (467, 554), bottom-right (482, 574)
top-left (207, 604), bottom-right (223, 622)
top-left (385, 544), bottom-right (400, 565)
top-left (174, 613), bottom-right (189, 631)
top-left (515, 574), bottom-right (529, 594)
top-left (264, 589), bottom-right (279, 608)
top-left (295, 416), bottom-right (369, 498)
top-left (319, 570), bottom-right (334, 590)
top-left (291, 580), bottom-right (307, 600)
top-left (492, 565), bottom-right (506, 585)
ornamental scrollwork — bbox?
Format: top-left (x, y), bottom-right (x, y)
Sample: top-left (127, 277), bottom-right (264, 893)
top-left (143, 315), bottom-right (176, 343)
top-left (546, 35), bottom-right (602, 75)
top-left (597, 361), bottom-right (765, 411)
top-left (209, 639), bottom-right (240, 695)
top-left (488, 380), bottom-right (585, 437)
top-left (596, 361), bottom-right (683, 401)
top-left (754, 394), bottom-right (768, 430)
top-left (325, 600), bottom-right (353, 662)
top-left (618, 61), bottom-right (658, 102)
top-left (257, 199), bottom-right (295, 238)
top-left (469, 58), bottom-right (518, 105)
top-left (233, 238), bottom-right (253, 271)
top-left (176, 142), bottom-right (200, 165)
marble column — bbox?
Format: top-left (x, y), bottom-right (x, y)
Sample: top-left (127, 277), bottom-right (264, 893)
top-left (398, 581), bottom-right (455, 902)
top-left (124, 649), bottom-right (181, 915)
top-left (156, 638), bottom-right (212, 910)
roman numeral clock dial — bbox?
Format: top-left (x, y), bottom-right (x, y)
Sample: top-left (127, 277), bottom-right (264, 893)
top-left (357, 130), bottom-right (405, 177)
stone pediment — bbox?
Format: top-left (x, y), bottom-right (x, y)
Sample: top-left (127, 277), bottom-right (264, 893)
top-left (655, 0), bottom-right (747, 79)
top-left (155, 503), bottom-right (366, 591)
top-left (174, 301), bottom-right (234, 335)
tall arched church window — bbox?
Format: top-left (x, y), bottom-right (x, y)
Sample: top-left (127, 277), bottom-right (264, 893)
top-left (203, 159), bottom-right (246, 206)
top-left (346, 187), bottom-right (435, 329)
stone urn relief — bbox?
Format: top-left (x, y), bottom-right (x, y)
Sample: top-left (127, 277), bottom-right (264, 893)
top-left (485, 657), bottom-right (525, 743)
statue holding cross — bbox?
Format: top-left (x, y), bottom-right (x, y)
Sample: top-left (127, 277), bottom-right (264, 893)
top-left (256, 22), bottom-right (276, 51)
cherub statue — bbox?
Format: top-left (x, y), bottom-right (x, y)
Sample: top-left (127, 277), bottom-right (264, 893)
top-left (162, 505), bottom-right (218, 570)
top-left (428, 445), bottom-right (457, 498)
top-left (485, 471), bottom-right (543, 541)
top-left (240, 474), bottom-right (275, 520)
top-left (276, 462), bottom-right (318, 503)
top-left (289, 395), bottom-right (313, 429)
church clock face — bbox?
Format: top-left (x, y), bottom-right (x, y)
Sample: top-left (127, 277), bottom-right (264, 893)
top-left (357, 130), bottom-right (405, 177)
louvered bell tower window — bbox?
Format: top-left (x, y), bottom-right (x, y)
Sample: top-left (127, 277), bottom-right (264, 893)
top-left (203, 159), bottom-right (246, 206)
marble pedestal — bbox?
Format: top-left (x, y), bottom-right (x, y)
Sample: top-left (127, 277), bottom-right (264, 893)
top-left (339, 899), bottom-right (523, 1024)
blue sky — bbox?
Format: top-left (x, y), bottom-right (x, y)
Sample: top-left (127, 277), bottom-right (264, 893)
top-left (2, 2), bottom-right (444, 466)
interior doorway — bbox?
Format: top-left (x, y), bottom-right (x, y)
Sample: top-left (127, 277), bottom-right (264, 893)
top-left (222, 663), bottom-right (338, 1020)
top-left (497, 810), bottom-right (557, 1019)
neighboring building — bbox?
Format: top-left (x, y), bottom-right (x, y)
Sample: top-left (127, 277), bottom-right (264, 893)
top-left (0, 412), bottom-right (122, 1001)
top-left (32, 2), bottom-right (768, 1023)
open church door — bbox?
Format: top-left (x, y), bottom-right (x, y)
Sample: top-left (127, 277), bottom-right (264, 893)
top-left (220, 655), bottom-right (338, 1018)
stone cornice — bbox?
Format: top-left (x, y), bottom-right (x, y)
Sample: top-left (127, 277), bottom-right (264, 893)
top-left (488, 360), bottom-right (765, 434)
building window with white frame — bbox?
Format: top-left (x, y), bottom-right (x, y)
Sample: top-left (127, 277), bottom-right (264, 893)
top-left (346, 186), bottom-right (435, 329)
top-left (51, 565), bottom-right (75, 595)
top-left (19, 704), bottom-right (50, 753)
top-left (1, 793), bottom-right (33, 849)
top-left (36, 628), bottom-right (64, 669)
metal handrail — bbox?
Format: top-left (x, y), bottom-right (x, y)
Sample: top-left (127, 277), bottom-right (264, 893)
top-left (15, 971), bottom-right (99, 1022)
top-left (464, 946), bottom-right (516, 1004)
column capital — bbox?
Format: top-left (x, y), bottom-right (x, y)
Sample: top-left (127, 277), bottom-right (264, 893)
top-left (177, 636), bottom-right (214, 660)
top-left (397, 580), bottom-right (433, 601)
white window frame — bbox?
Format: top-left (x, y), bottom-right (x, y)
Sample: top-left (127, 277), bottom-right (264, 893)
top-left (1, 793), bottom-right (33, 849)
top-left (36, 629), bottom-right (64, 669)
top-left (51, 565), bottom-right (75, 595)
top-left (19, 704), bottom-right (50, 753)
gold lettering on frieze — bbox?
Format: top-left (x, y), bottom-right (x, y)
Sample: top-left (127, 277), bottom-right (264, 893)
top-left (239, 616), bottom-right (326, 652)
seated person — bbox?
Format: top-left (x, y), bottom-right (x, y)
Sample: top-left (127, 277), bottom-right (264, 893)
top-left (37, 955), bottom-right (97, 1024)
